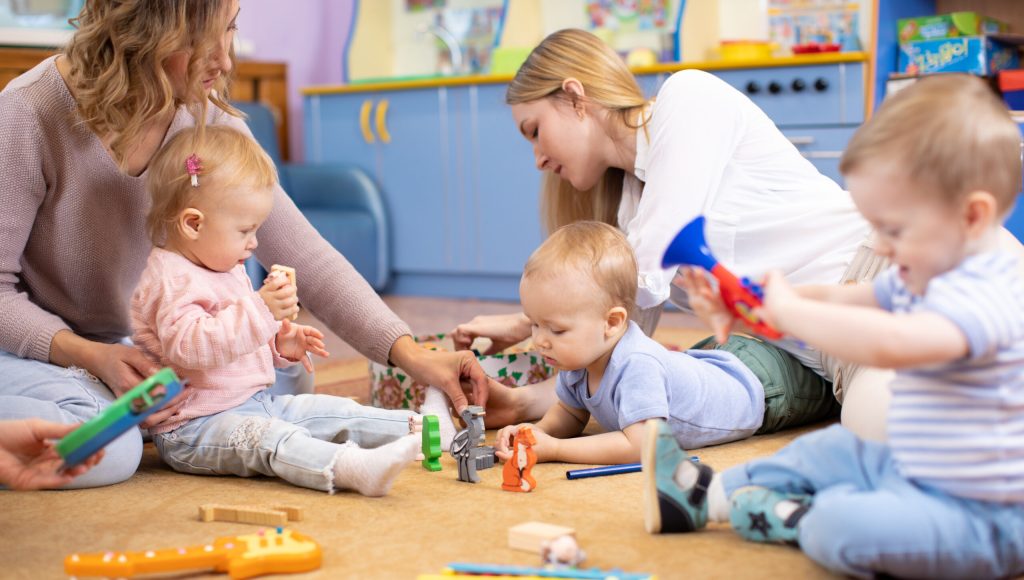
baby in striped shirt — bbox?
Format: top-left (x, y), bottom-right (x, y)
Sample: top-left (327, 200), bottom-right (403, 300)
top-left (131, 125), bottom-right (440, 497)
top-left (644, 74), bottom-right (1024, 578)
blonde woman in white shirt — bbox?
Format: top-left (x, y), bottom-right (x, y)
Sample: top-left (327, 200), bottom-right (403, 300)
top-left (454, 28), bottom-right (1024, 441)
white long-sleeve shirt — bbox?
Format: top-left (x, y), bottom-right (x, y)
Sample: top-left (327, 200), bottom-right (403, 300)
top-left (619, 70), bottom-right (870, 373)
top-left (620, 69), bottom-right (870, 310)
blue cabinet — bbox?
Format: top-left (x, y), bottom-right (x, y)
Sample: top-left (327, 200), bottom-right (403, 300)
top-left (305, 83), bottom-right (542, 300)
top-left (636, 62), bottom-right (864, 184)
top-left (304, 60), bottom-right (866, 300)
top-left (460, 84), bottom-right (544, 276)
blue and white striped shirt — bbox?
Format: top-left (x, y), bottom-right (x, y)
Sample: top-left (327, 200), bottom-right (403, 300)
top-left (876, 251), bottom-right (1024, 503)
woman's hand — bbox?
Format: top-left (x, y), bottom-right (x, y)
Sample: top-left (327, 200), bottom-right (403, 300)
top-left (450, 313), bottom-right (532, 354)
top-left (0, 419), bottom-right (104, 490)
top-left (674, 267), bottom-right (735, 344)
top-left (50, 333), bottom-right (186, 429)
top-left (86, 342), bottom-right (189, 429)
top-left (275, 319), bottom-right (330, 373)
top-left (390, 336), bottom-right (489, 414)
top-left (85, 342), bottom-right (163, 397)
top-left (258, 271), bottom-right (299, 321)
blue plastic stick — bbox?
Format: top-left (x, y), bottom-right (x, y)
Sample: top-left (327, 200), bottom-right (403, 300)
top-left (565, 457), bottom-right (699, 480)
top-left (447, 562), bottom-right (653, 579)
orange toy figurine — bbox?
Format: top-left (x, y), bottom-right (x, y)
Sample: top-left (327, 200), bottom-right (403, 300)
top-left (501, 426), bottom-right (538, 492)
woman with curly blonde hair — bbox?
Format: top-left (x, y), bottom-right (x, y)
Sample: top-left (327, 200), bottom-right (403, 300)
top-left (0, 0), bottom-right (490, 488)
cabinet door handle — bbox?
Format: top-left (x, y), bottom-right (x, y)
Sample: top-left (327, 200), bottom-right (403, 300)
top-left (787, 136), bottom-right (815, 146)
top-left (375, 99), bottom-right (392, 144)
top-left (802, 151), bottom-right (843, 159)
top-left (359, 99), bottom-right (375, 144)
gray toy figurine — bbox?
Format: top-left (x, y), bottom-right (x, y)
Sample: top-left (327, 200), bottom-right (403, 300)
top-left (450, 405), bottom-right (496, 483)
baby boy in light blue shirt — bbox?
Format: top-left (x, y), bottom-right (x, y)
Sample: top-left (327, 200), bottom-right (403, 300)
top-left (495, 221), bottom-right (831, 466)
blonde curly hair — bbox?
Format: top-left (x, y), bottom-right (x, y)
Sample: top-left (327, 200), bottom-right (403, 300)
top-left (63, 0), bottom-right (239, 170)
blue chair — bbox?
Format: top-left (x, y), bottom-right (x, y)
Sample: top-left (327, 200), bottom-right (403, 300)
top-left (233, 101), bottom-right (391, 290)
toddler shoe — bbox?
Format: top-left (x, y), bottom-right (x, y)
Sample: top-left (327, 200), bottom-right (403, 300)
top-left (729, 486), bottom-right (810, 545)
top-left (642, 419), bottom-right (713, 533)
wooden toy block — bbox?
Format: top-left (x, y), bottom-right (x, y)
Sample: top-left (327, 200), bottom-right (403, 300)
top-left (198, 504), bottom-right (302, 526)
top-left (270, 264), bottom-right (298, 320)
top-left (507, 522), bottom-right (576, 554)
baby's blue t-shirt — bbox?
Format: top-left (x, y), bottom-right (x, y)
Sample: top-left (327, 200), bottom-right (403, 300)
top-left (555, 322), bottom-right (765, 448)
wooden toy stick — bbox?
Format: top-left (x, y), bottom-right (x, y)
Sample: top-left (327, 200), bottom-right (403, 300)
top-left (198, 504), bottom-right (303, 526)
top-left (270, 505), bottom-right (303, 522)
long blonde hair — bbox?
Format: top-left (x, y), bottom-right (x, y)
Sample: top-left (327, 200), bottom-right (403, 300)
top-left (63, 0), bottom-right (239, 170)
top-left (507, 29), bottom-right (648, 234)
top-left (146, 125), bottom-right (278, 246)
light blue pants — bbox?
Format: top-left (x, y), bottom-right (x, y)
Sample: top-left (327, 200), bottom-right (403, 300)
top-left (0, 349), bottom-right (313, 489)
top-left (721, 424), bottom-right (1024, 579)
top-left (154, 390), bottom-right (414, 492)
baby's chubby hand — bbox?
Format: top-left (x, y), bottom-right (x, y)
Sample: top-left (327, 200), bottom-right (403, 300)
top-left (495, 423), bottom-right (557, 463)
top-left (275, 318), bottom-right (330, 373)
top-left (674, 267), bottom-right (735, 344)
top-left (258, 270), bottom-right (299, 321)
top-left (757, 270), bottom-right (797, 332)
top-left (494, 423), bottom-right (527, 461)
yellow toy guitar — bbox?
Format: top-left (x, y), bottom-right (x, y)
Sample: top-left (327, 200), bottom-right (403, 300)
top-left (64, 527), bottom-right (321, 579)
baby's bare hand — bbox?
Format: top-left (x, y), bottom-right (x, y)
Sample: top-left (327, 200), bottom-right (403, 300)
top-left (258, 272), bottom-right (298, 321)
top-left (494, 424), bottom-right (525, 462)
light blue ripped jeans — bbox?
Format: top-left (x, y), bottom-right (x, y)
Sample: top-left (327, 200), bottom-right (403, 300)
top-left (0, 348), bottom-right (313, 489)
top-left (153, 390), bottom-right (414, 492)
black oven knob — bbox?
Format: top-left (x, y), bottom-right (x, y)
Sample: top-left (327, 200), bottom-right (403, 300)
top-left (768, 81), bottom-right (782, 94)
top-left (791, 78), bottom-right (806, 92)
top-left (814, 77), bottom-right (829, 91)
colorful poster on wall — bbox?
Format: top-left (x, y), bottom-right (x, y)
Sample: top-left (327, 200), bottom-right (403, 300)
top-left (440, 5), bottom-right (504, 73)
top-left (768, 0), bottom-right (861, 53)
top-left (406, 0), bottom-right (446, 12)
top-left (585, 0), bottom-right (668, 32)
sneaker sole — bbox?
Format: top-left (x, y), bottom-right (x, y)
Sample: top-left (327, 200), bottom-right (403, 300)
top-left (642, 419), bottom-right (661, 533)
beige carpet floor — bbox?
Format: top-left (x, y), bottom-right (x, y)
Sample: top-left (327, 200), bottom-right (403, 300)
top-left (0, 299), bottom-right (845, 579)
top-left (0, 422), bottom-right (839, 579)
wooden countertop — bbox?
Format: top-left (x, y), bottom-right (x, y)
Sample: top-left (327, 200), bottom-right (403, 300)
top-left (302, 51), bottom-right (869, 96)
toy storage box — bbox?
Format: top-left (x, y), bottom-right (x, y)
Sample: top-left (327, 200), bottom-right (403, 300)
top-left (898, 36), bottom-right (1019, 75)
top-left (999, 70), bottom-right (1024, 110)
top-left (898, 12), bottom-right (1006, 43)
top-left (369, 333), bottom-right (555, 410)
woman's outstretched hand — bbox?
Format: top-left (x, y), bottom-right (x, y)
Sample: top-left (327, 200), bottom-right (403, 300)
top-left (0, 419), bottom-right (104, 490)
top-left (450, 313), bottom-right (532, 354)
top-left (390, 336), bottom-right (489, 414)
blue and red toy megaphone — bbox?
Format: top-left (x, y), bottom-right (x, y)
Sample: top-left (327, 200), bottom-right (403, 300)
top-left (662, 216), bottom-right (782, 340)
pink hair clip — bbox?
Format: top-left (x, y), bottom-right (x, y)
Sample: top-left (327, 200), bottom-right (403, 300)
top-left (185, 153), bottom-right (202, 188)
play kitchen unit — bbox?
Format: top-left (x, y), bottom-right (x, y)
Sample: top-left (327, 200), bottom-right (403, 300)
top-left (302, 52), bottom-right (867, 301)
